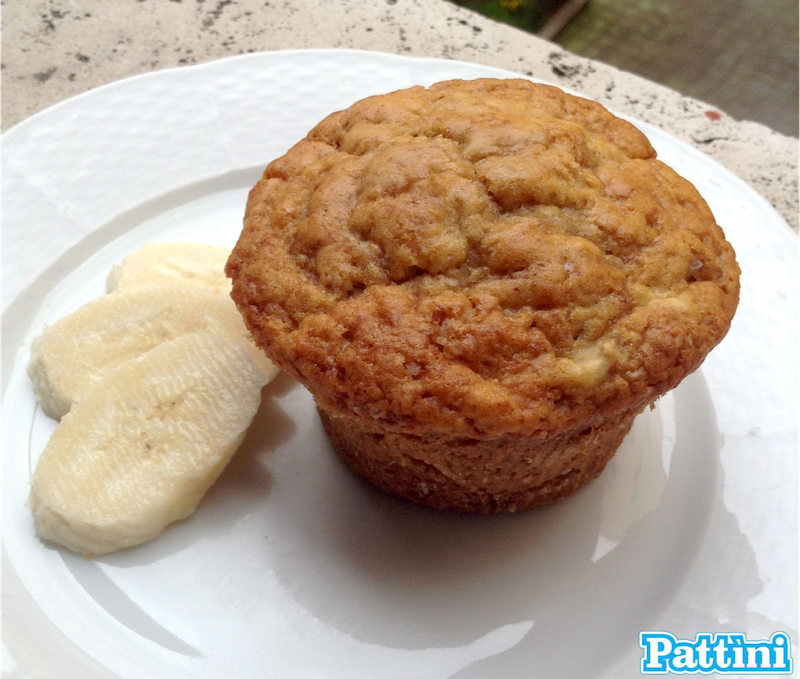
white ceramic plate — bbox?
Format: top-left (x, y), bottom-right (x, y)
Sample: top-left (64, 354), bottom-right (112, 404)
top-left (2, 50), bottom-right (797, 679)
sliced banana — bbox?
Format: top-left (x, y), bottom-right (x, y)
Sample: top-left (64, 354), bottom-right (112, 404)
top-left (106, 242), bottom-right (232, 294)
top-left (28, 285), bottom-right (278, 419)
top-left (29, 332), bottom-right (266, 556)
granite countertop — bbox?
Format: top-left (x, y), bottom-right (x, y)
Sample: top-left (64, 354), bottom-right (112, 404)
top-left (2, 0), bottom-right (797, 229)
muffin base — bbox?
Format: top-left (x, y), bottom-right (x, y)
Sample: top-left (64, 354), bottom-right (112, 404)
top-left (317, 404), bottom-right (644, 514)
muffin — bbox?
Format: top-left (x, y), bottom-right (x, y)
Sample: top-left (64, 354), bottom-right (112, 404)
top-left (226, 78), bottom-right (739, 513)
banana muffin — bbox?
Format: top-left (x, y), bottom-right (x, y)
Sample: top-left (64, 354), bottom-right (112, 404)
top-left (226, 78), bottom-right (740, 513)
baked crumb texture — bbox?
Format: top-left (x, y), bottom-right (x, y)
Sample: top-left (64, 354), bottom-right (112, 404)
top-left (228, 78), bottom-right (740, 512)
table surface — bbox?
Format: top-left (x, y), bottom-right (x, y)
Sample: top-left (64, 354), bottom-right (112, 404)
top-left (2, 0), bottom-right (797, 230)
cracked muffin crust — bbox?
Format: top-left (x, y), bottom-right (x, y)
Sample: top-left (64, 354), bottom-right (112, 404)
top-left (227, 78), bottom-right (740, 512)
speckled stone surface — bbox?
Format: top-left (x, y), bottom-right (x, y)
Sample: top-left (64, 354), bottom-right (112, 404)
top-left (2, 0), bottom-right (797, 229)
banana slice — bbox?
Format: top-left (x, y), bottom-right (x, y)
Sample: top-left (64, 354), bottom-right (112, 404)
top-left (28, 286), bottom-right (278, 419)
top-left (106, 242), bottom-right (231, 294)
top-left (29, 332), bottom-right (266, 556)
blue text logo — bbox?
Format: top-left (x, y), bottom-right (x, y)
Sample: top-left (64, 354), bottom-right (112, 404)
top-left (640, 631), bottom-right (793, 674)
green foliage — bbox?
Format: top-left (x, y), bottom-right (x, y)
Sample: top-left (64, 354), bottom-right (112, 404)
top-left (449, 0), bottom-right (569, 34)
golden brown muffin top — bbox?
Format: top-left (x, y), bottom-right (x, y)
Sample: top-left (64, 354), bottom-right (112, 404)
top-left (228, 78), bottom-right (740, 438)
